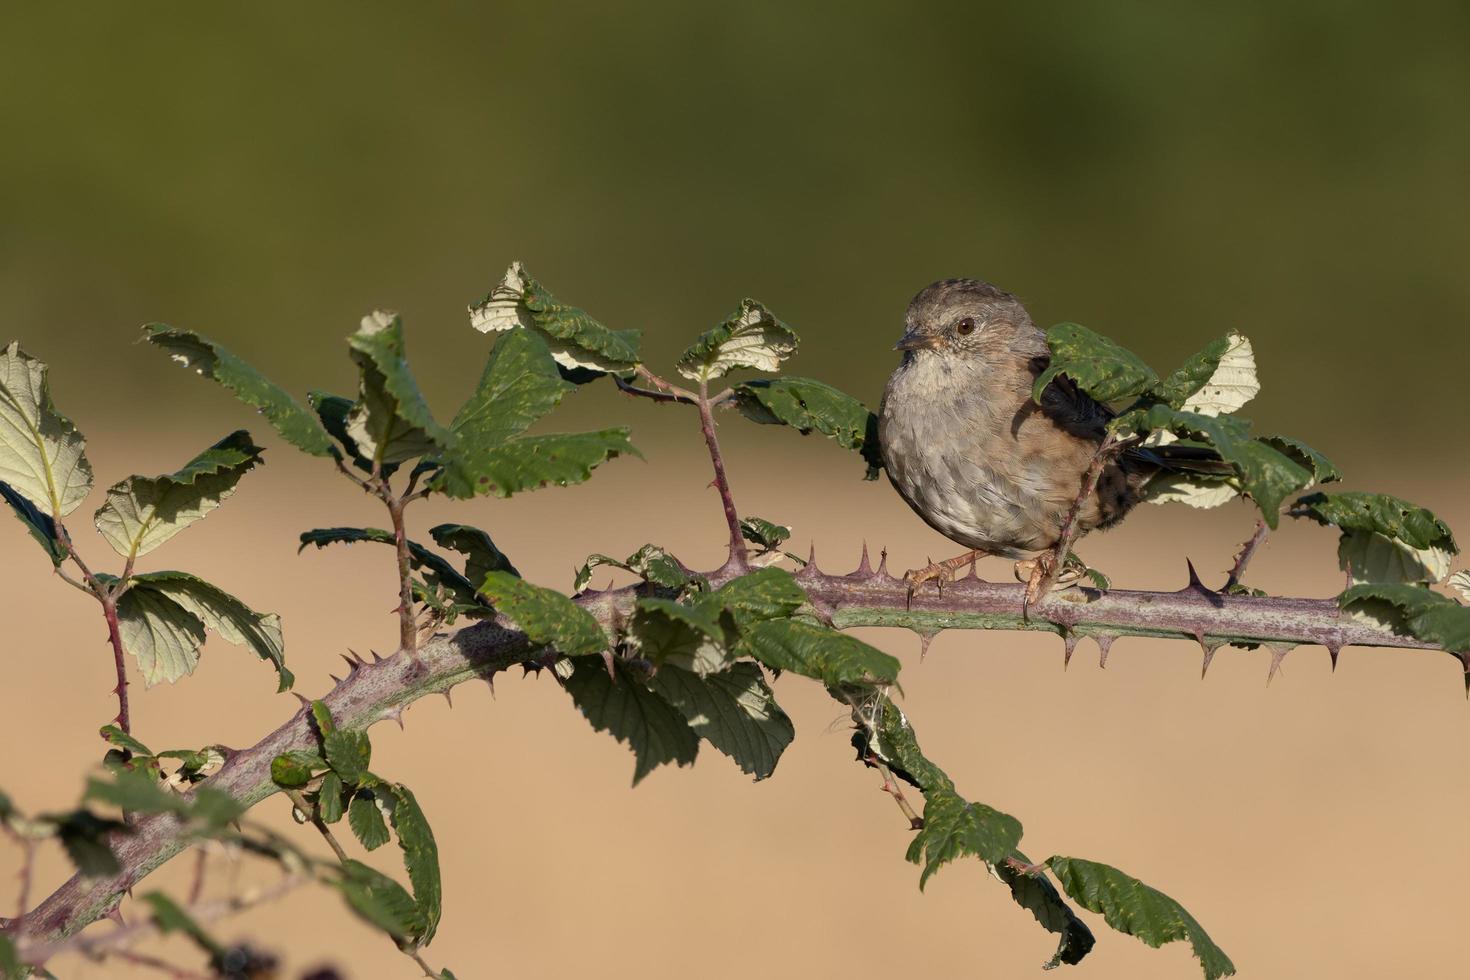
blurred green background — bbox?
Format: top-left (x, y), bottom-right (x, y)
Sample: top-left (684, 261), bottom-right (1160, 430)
top-left (2, 2), bottom-right (1467, 463)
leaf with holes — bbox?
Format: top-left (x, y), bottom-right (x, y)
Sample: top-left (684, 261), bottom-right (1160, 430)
top-left (144, 325), bottom-right (334, 456)
top-left (733, 376), bottom-right (882, 479)
top-left (1293, 491), bottom-right (1457, 556)
top-left (0, 342), bottom-right (93, 517)
top-left (470, 262), bottom-right (641, 373)
top-left (562, 656), bottom-right (699, 785)
top-left (1258, 436), bottom-right (1339, 485)
top-left (479, 572), bottom-right (606, 655)
top-left (345, 311), bottom-right (452, 465)
top-left (646, 662), bottom-right (794, 780)
top-left (737, 619), bottom-right (900, 686)
top-left (127, 571), bottom-right (291, 691)
top-left (95, 431), bottom-right (264, 559)
top-left (1032, 323), bottom-right (1159, 405)
top-left (1046, 856), bottom-right (1236, 980)
top-left (1158, 333), bottom-right (1259, 414)
top-left (677, 298), bottom-right (799, 382)
top-left (711, 567), bottom-right (806, 628)
top-left (574, 544), bottom-right (689, 593)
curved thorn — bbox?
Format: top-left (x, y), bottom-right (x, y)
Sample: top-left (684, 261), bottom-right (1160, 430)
top-left (1266, 643), bottom-right (1293, 686)
top-left (441, 689), bottom-right (453, 708)
top-left (371, 650), bottom-right (385, 663)
top-left (328, 674), bottom-right (342, 685)
top-left (916, 629), bottom-right (937, 660)
top-left (384, 707), bottom-right (404, 730)
top-left (1096, 633), bottom-right (1115, 669)
top-left (341, 654), bottom-right (362, 673)
top-left (1326, 643), bottom-right (1341, 672)
top-left (1063, 630), bottom-right (1079, 669)
top-left (292, 693), bottom-right (312, 709)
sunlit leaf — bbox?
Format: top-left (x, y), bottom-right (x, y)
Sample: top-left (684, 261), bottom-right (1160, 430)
top-left (906, 787), bottom-right (1024, 886)
top-left (128, 571), bottom-right (291, 691)
top-left (562, 656), bottom-right (699, 785)
top-left (575, 544), bottom-right (689, 593)
top-left (646, 662), bottom-right (794, 780)
top-left (629, 597), bottom-right (731, 676)
top-left (739, 516), bottom-right (791, 551)
top-left (1031, 323), bottom-right (1158, 405)
top-left (733, 376), bottom-right (882, 479)
top-left (1258, 435), bottom-right (1340, 485)
top-left (469, 262), bottom-right (641, 373)
top-left (438, 429), bottom-right (637, 499)
top-left (349, 793), bottom-right (391, 851)
top-left (345, 311), bottom-right (452, 466)
top-left (114, 584), bottom-right (207, 687)
top-left (143, 325), bottom-right (334, 457)
top-left (677, 299), bottom-right (799, 382)
top-left (1450, 571), bottom-right (1470, 604)
top-left (1338, 531), bottom-right (1451, 586)
top-left (94, 431), bottom-right (264, 559)
top-left (1293, 491), bottom-right (1457, 555)
top-left (479, 571), bottom-right (606, 655)
top-left (0, 342), bottom-right (94, 517)
top-left (1046, 856), bottom-right (1236, 980)
top-left (1143, 473), bottom-right (1239, 510)
top-left (271, 750), bottom-right (323, 788)
top-left (737, 619), bottom-right (899, 686)
top-left (1159, 333), bottom-right (1259, 415)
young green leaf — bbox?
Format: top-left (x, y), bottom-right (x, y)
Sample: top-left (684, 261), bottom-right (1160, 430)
top-left (349, 793), bottom-right (392, 851)
top-left (382, 784), bottom-right (442, 945)
top-left (99, 724), bottom-right (155, 759)
top-left (677, 299), bottom-right (799, 382)
top-left (1338, 583), bottom-right (1470, 653)
top-left (143, 325), bottom-right (335, 457)
top-left (646, 662), bottom-right (795, 780)
top-left (1158, 333), bottom-right (1259, 415)
top-left (710, 567), bottom-right (806, 628)
top-left (323, 729), bottom-right (372, 787)
top-left (271, 750), bottom-right (323, 788)
top-left (479, 572), bottom-right (606, 655)
top-left (94, 430), bottom-right (264, 559)
top-left (317, 772), bottom-right (347, 825)
top-left (345, 311), bottom-right (452, 466)
top-left (429, 523), bottom-right (519, 582)
top-left (562, 656), bottom-right (700, 784)
top-left (1292, 491), bottom-right (1457, 555)
top-left (739, 516), bottom-right (792, 551)
top-left (336, 858), bottom-right (425, 943)
top-left (0, 342), bottom-right (94, 517)
top-left (470, 261), bottom-right (641, 373)
top-left (997, 852), bottom-right (1097, 969)
top-left (1045, 856), bottom-right (1236, 980)
top-left (438, 429), bottom-right (638, 499)
top-left (298, 527), bottom-right (485, 613)
top-left (906, 787), bottom-right (1025, 885)
top-left (737, 620), bottom-right (900, 686)
top-left (629, 597), bottom-right (731, 676)
top-left (126, 571), bottom-right (291, 691)
top-left (1258, 435), bottom-right (1340, 485)
top-left (733, 376), bottom-right (883, 479)
top-left (0, 480), bottom-right (68, 565)
top-left (574, 544), bottom-right (689, 593)
top-left (1031, 323), bottom-right (1159, 405)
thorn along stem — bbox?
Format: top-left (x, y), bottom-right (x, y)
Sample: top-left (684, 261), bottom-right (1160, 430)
top-left (696, 379), bottom-right (747, 569)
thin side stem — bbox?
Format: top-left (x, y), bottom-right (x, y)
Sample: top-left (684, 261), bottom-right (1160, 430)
top-left (106, 948), bottom-right (211, 979)
top-left (696, 379), bottom-right (747, 568)
top-left (1044, 433), bottom-right (1123, 594)
top-left (383, 490), bottom-right (419, 655)
top-left (408, 948), bottom-right (445, 978)
top-left (100, 597), bottom-right (131, 735)
top-left (868, 757), bottom-right (923, 830)
top-left (284, 791), bottom-right (348, 864)
top-left (1226, 520), bottom-right (1271, 590)
top-left (186, 849), bottom-right (207, 906)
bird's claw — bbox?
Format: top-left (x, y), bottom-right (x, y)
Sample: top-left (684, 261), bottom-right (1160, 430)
top-left (903, 558), bottom-right (955, 607)
top-left (1016, 554), bottom-right (1084, 617)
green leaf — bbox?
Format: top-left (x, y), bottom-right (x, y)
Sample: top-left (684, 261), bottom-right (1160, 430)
top-left (854, 695), bottom-right (953, 793)
top-left (271, 750), bottom-right (322, 788)
top-left (997, 853), bottom-right (1096, 969)
top-left (336, 858), bottom-right (424, 943)
top-left (1117, 406), bottom-right (1310, 527)
top-left (298, 527), bottom-right (484, 614)
top-left (677, 298), bottom-right (799, 382)
top-left (383, 784), bottom-right (442, 945)
top-left (711, 567), bottom-right (806, 628)
top-left (905, 787), bottom-right (1024, 886)
top-left (1031, 323), bottom-right (1159, 405)
top-left (0, 342), bottom-right (94, 517)
top-left (0, 480), bottom-right (67, 565)
top-left (739, 516), bottom-right (791, 551)
top-left (99, 724), bottom-right (155, 759)
top-left (1293, 491), bottom-right (1457, 554)
top-left (306, 389), bottom-right (376, 473)
top-left (94, 431), bottom-right (264, 559)
top-left (310, 700), bottom-right (337, 736)
top-left (437, 429), bottom-right (638, 499)
top-left (1338, 530), bottom-right (1450, 586)
top-left (574, 544), bottom-right (688, 593)
top-left (470, 262), bottom-right (641, 374)
top-left (349, 793), bottom-right (392, 851)
top-left (646, 662), bottom-right (794, 780)
top-left (1157, 333), bottom-right (1258, 414)
top-left (1339, 583), bottom-right (1470, 653)
top-left (479, 571), bottom-right (606, 655)
top-left (562, 656), bottom-right (699, 785)
top-left (0, 932), bottom-right (21, 980)
top-left (629, 597), bottom-right (731, 676)
top-left (324, 729), bottom-right (372, 787)
top-left (140, 891), bottom-right (226, 957)
top-left (733, 376), bottom-right (883, 479)
top-left (1450, 571), bottom-right (1470, 604)
top-left (1258, 435), bottom-right (1340, 485)
top-left (737, 619), bottom-right (900, 686)
top-left (345, 311), bottom-right (452, 466)
top-left (114, 585), bottom-right (208, 687)
top-left (143, 325), bottom-right (334, 457)
top-left (318, 772), bottom-right (346, 825)
top-left (53, 810), bottom-right (127, 876)
top-left (429, 523), bottom-right (519, 582)
top-left (85, 770), bottom-right (183, 815)
top-left (1046, 856), bottom-right (1236, 980)
top-left (127, 571), bottom-right (291, 691)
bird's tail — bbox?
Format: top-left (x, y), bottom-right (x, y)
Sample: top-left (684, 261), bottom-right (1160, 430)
top-left (1126, 442), bottom-right (1233, 476)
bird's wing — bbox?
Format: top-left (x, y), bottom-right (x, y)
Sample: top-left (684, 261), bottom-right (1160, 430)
top-left (1026, 353), bottom-right (1115, 439)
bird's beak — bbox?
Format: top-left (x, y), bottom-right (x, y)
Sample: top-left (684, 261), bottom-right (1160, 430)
top-left (894, 331), bottom-right (940, 352)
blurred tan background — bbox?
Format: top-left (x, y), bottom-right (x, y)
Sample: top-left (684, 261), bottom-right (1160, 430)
top-left (2, 3), bottom-right (1469, 978)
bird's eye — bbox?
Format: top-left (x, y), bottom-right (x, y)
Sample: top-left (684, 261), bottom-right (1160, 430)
top-left (955, 317), bottom-right (976, 336)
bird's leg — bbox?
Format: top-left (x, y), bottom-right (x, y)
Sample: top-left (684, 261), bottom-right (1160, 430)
top-left (904, 549), bottom-right (987, 604)
top-left (1015, 554), bottom-right (1085, 614)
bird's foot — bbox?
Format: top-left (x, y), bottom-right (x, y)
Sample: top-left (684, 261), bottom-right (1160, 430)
top-left (903, 550), bottom-right (985, 607)
top-left (1015, 554), bottom-right (1084, 615)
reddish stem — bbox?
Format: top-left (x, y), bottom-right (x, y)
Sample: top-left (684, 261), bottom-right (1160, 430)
top-left (1226, 520), bottom-right (1270, 590)
top-left (696, 380), bottom-right (747, 568)
top-left (384, 493), bottom-right (418, 655)
top-left (100, 596), bottom-right (131, 735)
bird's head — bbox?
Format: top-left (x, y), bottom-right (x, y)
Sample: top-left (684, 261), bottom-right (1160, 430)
top-left (894, 278), bottom-right (1033, 361)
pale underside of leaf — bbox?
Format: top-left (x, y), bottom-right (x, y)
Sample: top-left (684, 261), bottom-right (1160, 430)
top-left (1450, 570), bottom-right (1470, 604)
top-left (0, 342), bottom-right (94, 518)
top-left (1143, 473), bottom-right (1240, 509)
top-left (676, 299), bottom-right (798, 382)
top-left (128, 572), bottom-right (290, 690)
top-left (1338, 530), bottom-right (1451, 587)
top-left (345, 311), bottom-right (450, 465)
top-left (116, 588), bottom-right (207, 686)
top-left (1180, 333), bottom-right (1259, 416)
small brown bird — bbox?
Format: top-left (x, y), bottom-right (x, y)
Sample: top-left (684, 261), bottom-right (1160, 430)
top-left (878, 278), bottom-right (1218, 601)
